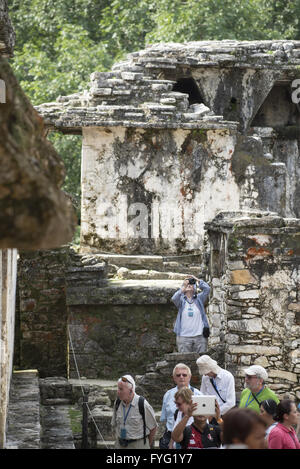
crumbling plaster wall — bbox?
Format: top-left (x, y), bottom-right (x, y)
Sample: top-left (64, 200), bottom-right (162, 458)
top-left (81, 126), bottom-right (240, 254)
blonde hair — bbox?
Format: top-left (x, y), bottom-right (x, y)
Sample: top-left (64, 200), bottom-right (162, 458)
top-left (173, 363), bottom-right (191, 377)
top-left (174, 386), bottom-right (193, 404)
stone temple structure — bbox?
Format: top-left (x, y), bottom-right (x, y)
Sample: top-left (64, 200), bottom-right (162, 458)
top-left (15, 41), bottom-right (300, 406)
top-left (37, 40), bottom-right (300, 254)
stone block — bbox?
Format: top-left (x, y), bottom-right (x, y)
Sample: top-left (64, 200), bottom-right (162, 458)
top-left (253, 356), bottom-right (269, 367)
top-left (232, 289), bottom-right (260, 300)
top-left (268, 370), bottom-right (298, 383)
top-left (288, 303), bottom-right (300, 312)
top-left (228, 318), bottom-right (263, 333)
top-left (227, 345), bottom-right (280, 355)
top-left (230, 270), bottom-right (257, 285)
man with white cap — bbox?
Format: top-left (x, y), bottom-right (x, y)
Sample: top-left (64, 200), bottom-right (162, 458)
top-left (111, 374), bottom-right (157, 449)
top-left (239, 365), bottom-right (279, 414)
top-left (196, 355), bottom-right (236, 416)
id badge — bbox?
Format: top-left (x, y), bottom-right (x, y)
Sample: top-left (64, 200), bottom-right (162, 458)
top-left (188, 310), bottom-right (193, 317)
top-left (120, 428), bottom-right (127, 439)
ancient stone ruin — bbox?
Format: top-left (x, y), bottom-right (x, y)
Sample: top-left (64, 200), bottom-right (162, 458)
top-left (1, 0), bottom-right (300, 447)
top-left (17, 39), bottom-right (300, 406)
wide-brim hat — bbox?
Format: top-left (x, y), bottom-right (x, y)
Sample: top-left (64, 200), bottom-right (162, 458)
top-left (196, 355), bottom-right (221, 375)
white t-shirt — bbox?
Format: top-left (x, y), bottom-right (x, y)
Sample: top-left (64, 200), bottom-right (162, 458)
top-left (180, 300), bottom-right (203, 337)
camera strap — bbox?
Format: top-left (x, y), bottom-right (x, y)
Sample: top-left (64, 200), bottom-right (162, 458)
top-left (210, 378), bottom-right (226, 403)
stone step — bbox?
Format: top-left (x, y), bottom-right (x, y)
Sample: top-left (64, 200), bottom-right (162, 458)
top-left (6, 371), bottom-right (76, 449)
top-left (40, 405), bottom-right (75, 449)
top-left (66, 279), bottom-right (183, 305)
top-left (115, 267), bottom-right (189, 281)
top-left (39, 376), bottom-right (73, 405)
top-left (6, 370), bottom-right (41, 449)
top-left (79, 253), bottom-right (202, 271)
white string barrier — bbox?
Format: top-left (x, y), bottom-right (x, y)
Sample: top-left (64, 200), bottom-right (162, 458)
top-left (68, 326), bottom-right (109, 449)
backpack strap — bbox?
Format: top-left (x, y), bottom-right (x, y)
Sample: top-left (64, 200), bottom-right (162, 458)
top-left (138, 396), bottom-right (146, 444)
top-left (174, 408), bottom-right (179, 421)
top-left (115, 397), bottom-right (121, 411)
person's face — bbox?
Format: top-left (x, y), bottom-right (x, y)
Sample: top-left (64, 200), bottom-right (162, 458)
top-left (194, 415), bottom-right (208, 426)
top-left (259, 405), bottom-right (273, 425)
top-left (174, 368), bottom-right (190, 388)
top-left (245, 374), bottom-right (263, 392)
top-left (175, 397), bottom-right (189, 415)
top-left (243, 423), bottom-right (267, 449)
top-left (183, 280), bottom-right (195, 296)
top-left (284, 403), bottom-right (299, 427)
top-left (117, 381), bottom-right (133, 403)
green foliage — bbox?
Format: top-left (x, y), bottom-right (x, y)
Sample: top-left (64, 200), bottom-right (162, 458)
top-left (48, 133), bottom-right (82, 216)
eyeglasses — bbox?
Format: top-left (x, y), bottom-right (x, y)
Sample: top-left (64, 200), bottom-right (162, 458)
top-left (245, 374), bottom-right (258, 379)
top-left (176, 373), bottom-right (188, 377)
top-left (174, 401), bottom-right (183, 406)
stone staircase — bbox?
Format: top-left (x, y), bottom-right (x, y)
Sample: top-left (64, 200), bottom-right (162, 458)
top-left (6, 371), bottom-right (75, 449)
top-left (87, 253), bottom-right (205, 280)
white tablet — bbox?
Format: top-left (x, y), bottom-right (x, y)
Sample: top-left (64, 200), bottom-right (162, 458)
top-left (192, 395), bottom-right (216, 416)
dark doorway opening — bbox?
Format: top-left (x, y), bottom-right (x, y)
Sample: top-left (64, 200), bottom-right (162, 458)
top-left (172, 77), bottom-right (204, 105)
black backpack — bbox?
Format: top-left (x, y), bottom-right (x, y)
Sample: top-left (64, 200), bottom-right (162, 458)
top-left (115, 396), bottom-right (146, 444)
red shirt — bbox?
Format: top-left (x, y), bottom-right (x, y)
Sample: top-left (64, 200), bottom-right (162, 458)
top-left (268, 423), bottom-right (300, 449)
top-left (187, 425), bottom-right (204, 449)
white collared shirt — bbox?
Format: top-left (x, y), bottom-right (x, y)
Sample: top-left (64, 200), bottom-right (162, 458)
top-left (200, 369), bottom-right (236, 415)
top-left (112, 393), bottom-right (157, 440)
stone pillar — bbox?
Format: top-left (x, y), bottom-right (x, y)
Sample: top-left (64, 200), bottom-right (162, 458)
top-left (0, 248), bottom-right (17, 448)
top-left (205, 211), bottom-right (300, 400)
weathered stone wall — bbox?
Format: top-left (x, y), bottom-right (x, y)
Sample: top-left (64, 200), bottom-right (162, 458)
top-left (16, 249), bottom-right (70, 377)
top-left (16, 247), bottom-right (206, 379)
top-left (0, 249), bottom-right (17, 448)
top-left (206, 211), bottom-right (300, 400)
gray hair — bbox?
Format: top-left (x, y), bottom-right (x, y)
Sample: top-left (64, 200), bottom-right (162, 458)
top-left (173, 363), bottom-right (191, 377)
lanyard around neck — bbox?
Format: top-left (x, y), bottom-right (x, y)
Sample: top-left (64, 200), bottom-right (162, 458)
top-left (245, 387), bottom-right (264, 407)
top-left (122, 403), bottom-right (132, 426)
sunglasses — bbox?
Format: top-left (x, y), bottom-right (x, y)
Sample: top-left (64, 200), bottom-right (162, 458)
top-left (176, 373), bottom-right (188, 377)
top-left (121, 377), bottom-right (131, 383)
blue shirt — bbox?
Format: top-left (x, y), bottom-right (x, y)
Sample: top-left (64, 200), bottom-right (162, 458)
top-left (160, 385), bottom-right (202, 431)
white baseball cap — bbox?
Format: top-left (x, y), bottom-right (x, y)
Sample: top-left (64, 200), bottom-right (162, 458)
top-left (244, 365), bottom-right (268, 381)
top-left (118, 374), bottom-right (136, 392)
